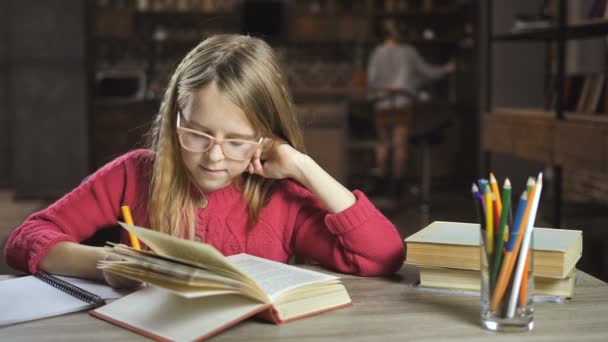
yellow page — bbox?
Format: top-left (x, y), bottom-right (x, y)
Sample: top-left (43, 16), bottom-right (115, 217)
top-left (119, 222), bottom-right (245, 279)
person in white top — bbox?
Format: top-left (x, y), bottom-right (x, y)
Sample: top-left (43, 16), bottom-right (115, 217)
top-left (367, 18), bottom-right (455, 199)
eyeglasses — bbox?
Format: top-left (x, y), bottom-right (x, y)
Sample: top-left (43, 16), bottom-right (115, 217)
top-left (176, 114), bottom-right (262, 161)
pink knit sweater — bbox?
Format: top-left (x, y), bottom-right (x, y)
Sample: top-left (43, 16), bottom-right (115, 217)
top-left (4, 150), bottom-right (405, 276)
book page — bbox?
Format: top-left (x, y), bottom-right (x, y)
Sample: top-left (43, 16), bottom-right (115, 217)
top-left (227, 254), bottom-right (338, 301)
top-left (119, 222), bottom-right (245, 279)
top-left (103, 245), bottom-right (242, 286)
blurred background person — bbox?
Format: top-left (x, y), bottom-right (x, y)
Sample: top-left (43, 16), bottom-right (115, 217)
top-left (366, 18), bottom-right (455, 200)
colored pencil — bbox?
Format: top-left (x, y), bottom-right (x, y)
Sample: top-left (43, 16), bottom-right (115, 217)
top-left (472, 183), bottom-right (485, 230)
top-left (492, 195), bottom-right (500, 235)
top-left (491, 179), bottom-right (511, 289)
top-left (484, 186), bottom-right (494, 254)
top-left (526, 176), bottom-right (535, 192)
top-left (489, 172), bottom-right (503, 216)
top-left (506, 173), bottom-right (543, 318)
top-left (519, 251), bottom-right (531, 307)
top-left (490, 184), bottom-right (537, 312)
top-left (478, 178), bottom-right (489, 194)
top-left (506, 190), bottom-right (528, 252)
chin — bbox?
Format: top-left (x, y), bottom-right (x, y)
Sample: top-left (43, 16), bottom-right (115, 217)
top-left (196, 179), bottom-right (231, 193)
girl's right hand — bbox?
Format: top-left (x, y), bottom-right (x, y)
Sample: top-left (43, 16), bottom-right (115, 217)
top-left (100, 254), bottom-right (144, 289)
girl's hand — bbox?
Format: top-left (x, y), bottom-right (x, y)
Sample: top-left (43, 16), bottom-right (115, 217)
top-left (100, 254), bottom-right (144, 290)
top-left (246, 139), bottom-right (306, 181)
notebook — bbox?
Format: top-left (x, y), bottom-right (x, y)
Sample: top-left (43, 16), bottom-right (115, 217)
top-left (0, 272), bottom-right (129, 327)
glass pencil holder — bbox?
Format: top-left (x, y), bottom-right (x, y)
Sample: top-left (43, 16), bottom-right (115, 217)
top-left (480, 230), bottom-right (534, 332)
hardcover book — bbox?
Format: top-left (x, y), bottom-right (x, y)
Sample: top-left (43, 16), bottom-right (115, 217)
top-left (404, 221), bottom-right (582, 278)
top-left (91, 223), bottom-right (352, 341)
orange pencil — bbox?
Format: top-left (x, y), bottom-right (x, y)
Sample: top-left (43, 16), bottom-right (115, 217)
top-left (121, 205), bottom-right (141, 251)
top-left (490, 183), bottom-right (537, 311)
top-left (519, 251), bottom-right (531, 307)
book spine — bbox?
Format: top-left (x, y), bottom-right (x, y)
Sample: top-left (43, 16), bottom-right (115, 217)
top-left (35, 271), bottom-right (105, 306)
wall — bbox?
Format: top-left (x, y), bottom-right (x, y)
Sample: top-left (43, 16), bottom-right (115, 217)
top-left (8, 0), bottom-right (90, 199)
top-left (0, 1), bottom-right (10, 187)
top-left (488, 0), bottom-right (549, 199)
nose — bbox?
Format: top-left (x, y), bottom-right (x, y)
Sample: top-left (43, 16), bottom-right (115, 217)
top-left (207, 142), bottom-right (225, 161)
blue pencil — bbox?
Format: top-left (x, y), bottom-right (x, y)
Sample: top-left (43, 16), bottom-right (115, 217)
top-left (505, 190), bottom-right (528, 252)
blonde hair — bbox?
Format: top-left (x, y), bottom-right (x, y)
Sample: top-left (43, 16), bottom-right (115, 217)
top-left (147, 34), bottom-right (304, 238)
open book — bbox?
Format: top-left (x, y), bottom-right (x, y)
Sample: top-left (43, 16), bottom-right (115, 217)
top-left (90, 223), bottom-right (352, 341)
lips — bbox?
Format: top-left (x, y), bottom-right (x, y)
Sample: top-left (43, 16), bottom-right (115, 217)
top-left (200, 165), bottom-right (225, 173)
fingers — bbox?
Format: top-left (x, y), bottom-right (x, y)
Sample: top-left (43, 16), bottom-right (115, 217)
top-left (102, 270), bottom-right (143, 289)
top-left (246, 148), bottom-right (264, 175)
top-left (252, 149), bottom-right (264, 174)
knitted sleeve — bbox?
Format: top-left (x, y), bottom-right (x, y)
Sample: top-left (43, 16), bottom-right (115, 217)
top-left (284, 183), bottom-right (405, 276)
top-left (3, 150), bottom-right (153, 274)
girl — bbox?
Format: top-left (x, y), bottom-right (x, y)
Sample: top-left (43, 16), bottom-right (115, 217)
top-left (367, 19), bottom-right (454, 198)
top-left (4, 34), bottom-right (405, 288)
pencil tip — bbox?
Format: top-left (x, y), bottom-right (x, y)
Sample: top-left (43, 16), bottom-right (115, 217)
top-left (472, 183), bottom-right (479, 191)
top-left (504, 178), bottom-right (511, 187)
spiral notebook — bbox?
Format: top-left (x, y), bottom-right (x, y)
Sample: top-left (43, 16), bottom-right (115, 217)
top-left (0, 272), bottom-right (129, 327)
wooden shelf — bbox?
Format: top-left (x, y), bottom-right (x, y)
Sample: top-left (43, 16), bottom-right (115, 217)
top-left (374, 8), bottom-right (465, 17)
top-left (493, 18), bottom-right (608, 42)
top-left (135, 10), bottom-right (233, 17)
top-left (483, 108), bottom-right (608, 172)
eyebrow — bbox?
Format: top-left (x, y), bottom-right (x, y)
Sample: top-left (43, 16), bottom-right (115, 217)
top-left (184, 119), bottom-right (258, 140)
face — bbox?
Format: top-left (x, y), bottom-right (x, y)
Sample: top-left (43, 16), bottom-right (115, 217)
top-left (179, 82), bottom-right (260, 193)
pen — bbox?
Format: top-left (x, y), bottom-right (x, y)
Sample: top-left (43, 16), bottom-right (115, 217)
top-left (121, 205), bottom-right (141, 251)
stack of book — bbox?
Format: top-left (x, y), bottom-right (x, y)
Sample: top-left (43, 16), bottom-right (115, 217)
top-left (404, 221), bottom-right (583, 298)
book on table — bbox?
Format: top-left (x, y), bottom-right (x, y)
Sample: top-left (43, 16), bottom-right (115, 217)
top-left (404, 221), bottom-right (582, 279)
top-left (90, 222), bottom-right (352, 342)
top-left (417, 265), bottom-right (577, 298)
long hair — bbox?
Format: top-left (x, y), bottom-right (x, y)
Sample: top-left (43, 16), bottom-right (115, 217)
top-left (146, 34), bottom-right (304, 238)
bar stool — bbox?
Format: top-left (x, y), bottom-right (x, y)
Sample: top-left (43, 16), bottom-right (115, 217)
top-left (408, 117), bottom-right (452, 226)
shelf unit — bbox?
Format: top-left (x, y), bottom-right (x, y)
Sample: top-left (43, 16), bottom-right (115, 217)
top-left (482, 0), bottom-right (608, 227)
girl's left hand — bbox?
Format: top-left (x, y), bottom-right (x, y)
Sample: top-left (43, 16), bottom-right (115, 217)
top-left (247, 139), bottom-right (305, 180)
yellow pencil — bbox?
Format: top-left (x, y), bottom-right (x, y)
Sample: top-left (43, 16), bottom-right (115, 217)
top-left (484, 187), bottom-right (494, 254)
top-left (121, 205), bottom-right (141, 250)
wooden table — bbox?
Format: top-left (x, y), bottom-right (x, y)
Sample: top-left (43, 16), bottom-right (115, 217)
top-left (2, 265), bottom-right (608, 341)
